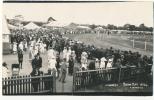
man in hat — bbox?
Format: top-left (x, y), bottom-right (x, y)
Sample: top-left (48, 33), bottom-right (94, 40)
top-left (32, 53), bottom-right (42, 70)
top-left (44, 68), bottom-right (52, 90)
top-left (18, 50), bottom-right (23, 69)
top-left (68, 56), bottom-right (74, 75)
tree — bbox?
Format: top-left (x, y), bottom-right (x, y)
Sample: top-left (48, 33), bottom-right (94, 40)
top-left (107, 24), bottom-right (117, 30)
top-left (129, 25), bottom-right (136, 31)
top-left (89, 24), bottom-right (97, 30)
top-left (148, 27), bottom-right (153, 32)
top-left (139, 23), bottom-right (146, 31)
top-left (123, 24), bottom-right (131, 30)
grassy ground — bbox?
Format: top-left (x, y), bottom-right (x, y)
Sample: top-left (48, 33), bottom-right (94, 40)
top-left (64, 33), bottom-right (153, 56)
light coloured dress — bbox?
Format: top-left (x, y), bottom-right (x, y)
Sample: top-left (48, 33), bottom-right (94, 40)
top-left (106, 58), bottom-right (114, 68)
top-left (100, 57), bottom-right (107, 68)
top-left (13, 42), bottom-right (17, 53)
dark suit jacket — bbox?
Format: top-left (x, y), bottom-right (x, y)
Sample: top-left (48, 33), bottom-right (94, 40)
top-left (32, 57), bottom-right (42, 69)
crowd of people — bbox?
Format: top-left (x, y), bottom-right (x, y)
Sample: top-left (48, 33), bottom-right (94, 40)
top-left (3, 28), bottom-right (153, 84)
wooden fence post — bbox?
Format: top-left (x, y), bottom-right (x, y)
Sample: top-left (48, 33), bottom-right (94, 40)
top-left (133, 39), bottom-right (135, 48)
top-left (72, 70), bottom-right (75, 92)
top-left (52, 69), bottom-right (56, 93)
top-left (118, 68), bottom-right (122, 83)
top-left (144, 41), bottom-right (147, 51)
top-left (2, 78), bottom-right (4, 95)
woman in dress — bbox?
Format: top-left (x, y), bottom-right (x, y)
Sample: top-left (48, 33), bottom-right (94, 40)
top-left (81, 56), bottom-right (88, 70)
top-left (66, 47), bottom-right (72, 62)
top-left (100, 57), bottom-right (107, 69)
top-left (62, 47), bottom-right (67, 60)
top-left (18, 42), bottom-right (24, 52)
top-left (95, 58), bottom-right (100, 69)
top-left (13, 42), bottom-right (17, 54)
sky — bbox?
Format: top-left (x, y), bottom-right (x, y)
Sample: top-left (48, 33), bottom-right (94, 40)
top-left (3, 2), bottom-right (153, 27)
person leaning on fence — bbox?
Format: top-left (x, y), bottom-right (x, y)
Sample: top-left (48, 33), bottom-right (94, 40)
top-left (113, 59), bottom-right (122, 82)
top-left (30, 68), bottom-right (41, 92)
top-left (88, 61), bottom-right (97, 84)
top-left (95, 58), bottom-right (100, 69)
top-left (106, 56), bottom-right (114, 81)
top-left (88, 61), bottom-right (95, 70)
top-left (106, 56), bottom-right (114, 68)
top-left (17, 50), bottom-right (23, 69)
top-left (44, 68), bottom-right (53, 90)
top-left (59, 58), bottom-right (67, 83)
top-left (100, 57), bottom-right (107, 69)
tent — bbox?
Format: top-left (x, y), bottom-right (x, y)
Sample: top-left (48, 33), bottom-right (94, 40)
top-left (44, 21), bottom-right (66, 28)
top-left (77, 25), bottom-right (90, 29)
top-left (3, 15), bottom-right (12, 54)
top-left (8, 24), bottom-right (18, 29)
top-left (95, 26), bottom-right (104, 31)
top-left (64, 23), bottom-right (78, 29)
top-left (3, 16), bottom-right (11, 42)
top-left (24, 22), bottom-right (40, 29)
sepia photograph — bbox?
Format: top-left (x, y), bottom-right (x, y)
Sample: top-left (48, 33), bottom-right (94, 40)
top-left (2, 0), bottom-right (153, 96)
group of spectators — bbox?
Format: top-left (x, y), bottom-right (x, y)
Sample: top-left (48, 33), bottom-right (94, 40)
top-left (3, 28), bottom-right (153, 84)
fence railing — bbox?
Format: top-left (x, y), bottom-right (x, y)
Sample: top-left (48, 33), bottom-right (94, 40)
top-left (2, 73), bottom-right (56, 95)
top-left (73, 66), bottom-right (152, 91)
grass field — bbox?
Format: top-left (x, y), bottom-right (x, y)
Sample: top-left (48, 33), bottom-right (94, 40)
top-left (64, 33), bottom-right (153, 56)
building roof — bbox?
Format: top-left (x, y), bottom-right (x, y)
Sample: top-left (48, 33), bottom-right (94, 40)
top-left (3, 16), bottom-right (11, 35)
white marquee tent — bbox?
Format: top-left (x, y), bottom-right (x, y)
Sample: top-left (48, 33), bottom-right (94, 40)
top-left (95, 26), bottom-right (104, 31)
top-left (3, 16), bottom-right (11, 43)
top-left (77, 25), bottom-right (90, 29)
top-left (8, 24), bottom-right (18, 29)
top-left (24, 22), bottom-right (40, 29)
top-left (44, 21), bottom-right (67, 28)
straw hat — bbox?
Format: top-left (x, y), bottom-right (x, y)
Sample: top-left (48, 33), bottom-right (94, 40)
top-left (95, 58), bottom-right (99, 61)
top-left (108, 59), bottom-right (113, 62)
top-left (101, 57), bottom-right (107, 61)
